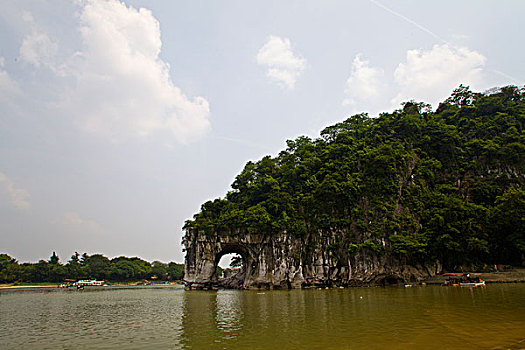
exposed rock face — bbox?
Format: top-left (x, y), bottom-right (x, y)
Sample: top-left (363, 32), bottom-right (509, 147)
top-left (183, 228), bottom-right (441, 289)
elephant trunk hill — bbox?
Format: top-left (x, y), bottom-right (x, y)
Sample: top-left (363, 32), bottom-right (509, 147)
top-left (183, 85), bottom-right (525, 289)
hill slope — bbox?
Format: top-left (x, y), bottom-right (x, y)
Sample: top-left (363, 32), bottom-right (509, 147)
top-left (185, 85), bottom-right (524, 279)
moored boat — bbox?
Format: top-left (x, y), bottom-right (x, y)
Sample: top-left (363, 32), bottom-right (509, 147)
top-left (74, 280), bottom-right (105, 287)
top-left (459, 280), bottom-right (485, 287)
top-left (442, 273), bottom-right (485, 287)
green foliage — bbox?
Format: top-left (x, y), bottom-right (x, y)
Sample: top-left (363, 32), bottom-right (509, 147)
top-left (445, 84), bottom-right (479, 107)
top-left (230, 255), bottom-right (243, 268)
top-left (85, 254), bottom-right (111, 280)
top-left (0, 252), bottom-right (185, 283)
top-left (488, 188), bottom-right (525, 265)
top-left (216, 265), bottom-right (223, 277)
top-left (0, 254), bottom-right (21, 283)
top-left (187, 85), bottom-right (525, 269)
top-left (48, 252), bottom-right (59, 265)
top-left (167, 262), bottom-right (184, 280)
top-left (360, 240), bottom-right (384, 254)
top-left (151, 261), bottom-right (168, 279)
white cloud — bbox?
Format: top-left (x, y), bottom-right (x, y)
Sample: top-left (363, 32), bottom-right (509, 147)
top-left (0, 171), bottom-right (31, 210)
top-left (21, 11), bottom-right (34, 23)
top-left (19, 30), bottom-right (58, 68)
top-left (0, 57), bottom-right (19, 95)
top-left (53, 212), bottom-right (107, 235)
top-left (16, 1), bottom-right (210, 144)
top-left (343, 54), bottom-right (384, 106)
top-left (256, 35), bottom-right (306, 89)
top-left (392, 44), bottom-right (486, 107)
top-left (58, 0), bottom-right (211, 143)
top-left (0, 57), bottom-right (23, 117)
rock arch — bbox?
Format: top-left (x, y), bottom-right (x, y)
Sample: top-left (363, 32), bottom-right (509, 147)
top-left (214, 245), bottom-right (249, 289)
top-left (183, 228), bottom-right (439, 289)
top-left (183, 229), bottom-right (302, 290)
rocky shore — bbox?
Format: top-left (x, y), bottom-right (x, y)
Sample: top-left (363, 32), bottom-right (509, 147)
top-left (423, 268), bottom-right (525, 285)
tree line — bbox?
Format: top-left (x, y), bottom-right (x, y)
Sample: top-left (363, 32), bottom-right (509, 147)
top-left (185, 85), bottom-right (525, 270)
top-left (0, 252), bottom-right (184, 283)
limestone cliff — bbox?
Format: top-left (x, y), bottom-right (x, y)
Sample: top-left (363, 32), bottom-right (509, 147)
top-left (183, 228), bottom-right (441, 289)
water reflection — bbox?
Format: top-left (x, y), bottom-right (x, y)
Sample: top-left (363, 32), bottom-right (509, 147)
top-left (216, 291), bottom-right (243, 335)
top-left (179, 285), bottom-right (525, 349)
top-left (1, 285), bottom-right (525, 349)
top-left (1, 288), bottom-right (186, 349)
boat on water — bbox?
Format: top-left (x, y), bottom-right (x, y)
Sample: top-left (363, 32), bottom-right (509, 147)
top-left (442, 273), bottom-right (485, 287)
top-left (460, 280), bottom-right (485, 287)
top-left (59, 279), bottom-right (106, 289)
top-left (75, 280), bottom-right (104, 286)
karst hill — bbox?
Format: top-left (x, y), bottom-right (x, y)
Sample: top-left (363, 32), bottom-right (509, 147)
top-left (183, 85), bottom-right (525, 289)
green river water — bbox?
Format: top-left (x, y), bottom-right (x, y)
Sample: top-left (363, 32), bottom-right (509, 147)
top-left (1, 284), bottom-right (524, 349)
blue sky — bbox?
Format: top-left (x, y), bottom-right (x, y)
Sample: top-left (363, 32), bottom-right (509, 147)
top-left (1, 0), bottom-right (523, 263)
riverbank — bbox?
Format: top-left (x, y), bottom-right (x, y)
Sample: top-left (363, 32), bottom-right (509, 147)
top-left (2, 269), bottom-right (524, 292)
top-left (0, 282), bottom-right (184, 293)
top-left (424, 268), bottom-right (525, 285)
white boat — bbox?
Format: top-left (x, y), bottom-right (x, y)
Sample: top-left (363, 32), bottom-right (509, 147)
top-left (442, 273), bottom-right (485, 287)
top-left (460, 280), bottom-right (485, 287)
top-left (74, 280), bottom-right (104, 287)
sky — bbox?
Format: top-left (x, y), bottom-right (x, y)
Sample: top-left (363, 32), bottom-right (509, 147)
top-left (1, 0), bottom-right (524, 264)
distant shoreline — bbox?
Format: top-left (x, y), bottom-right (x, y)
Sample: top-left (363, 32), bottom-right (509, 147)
top-left (0, 283), bottom-right (184, 293)
top-left (2, 269), bottom-right (524, 292)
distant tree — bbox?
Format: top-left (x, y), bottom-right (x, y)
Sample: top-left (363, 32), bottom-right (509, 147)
top-left (109, 256), bottom-right (152, 281)
top-left (445, 84), bottom-right (479, 107)
top-left (110, 260), bottom-right (136, 281)
top-left (32, 260), bottom-right (50, 282)
top-left (489, 188), bottom-right (525, 265)
top-left (20, 263), bottom-right (37, 282)
top-left (2, 252), bottom-right (185, 283)
top-left (80, 253), bottom-right (89, 266)
top-left (85, 254), bottom-right (111, 280)
top-left (70, 252), bottom-right (80, 264)
top-left (66, 252), bottom-right (84, 280)
top-left (49, 264), bottom-right (67, 282)
top-left (401, 100), bottom-right (432, 115)
top-left (49, 252), bottom-right (60, 265)
top-left (151, 261), bottom-right (168, 280)
top-left (0, 254), bottom-right (21, 283)
top-left (497, 85), bottom-right (524, 103)
top-left (230, 255), bottom-right (242, 268)
top-left (167, 262), bottom-right (184, 280)
top-left (129, 257), bottom-right (152, 279)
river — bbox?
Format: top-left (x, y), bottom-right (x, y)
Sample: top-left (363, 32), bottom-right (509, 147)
top-left (1, 284), bottom-right (524, 349)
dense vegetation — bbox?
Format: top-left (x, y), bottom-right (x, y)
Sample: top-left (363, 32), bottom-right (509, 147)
top-left (0, 252), bottom-right (184, 284)
top-left (185, 85), bottom-right (525, 270)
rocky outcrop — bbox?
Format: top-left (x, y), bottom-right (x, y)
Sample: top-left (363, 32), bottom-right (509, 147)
top-left (183, 228), bottom-right (441, 289)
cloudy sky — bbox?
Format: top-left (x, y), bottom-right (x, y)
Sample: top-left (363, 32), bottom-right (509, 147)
top-left (1, 0), bottom-right (523, 264)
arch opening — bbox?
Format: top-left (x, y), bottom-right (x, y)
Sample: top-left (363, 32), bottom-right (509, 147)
top-left (217, 253), bottom-right (243, 279)
top-left (214, 244), bottom-right (249, 289)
